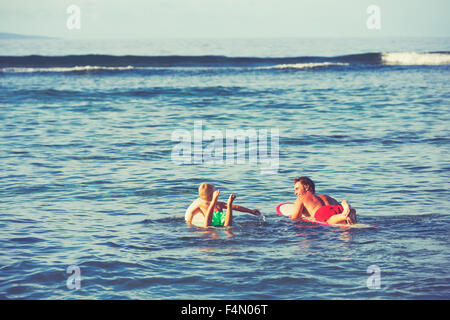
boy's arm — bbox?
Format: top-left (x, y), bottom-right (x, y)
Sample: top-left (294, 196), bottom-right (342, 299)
top-left (291, 196), bottom-right (304, 220)
top-left (204, 190), bottom-right (221, 227)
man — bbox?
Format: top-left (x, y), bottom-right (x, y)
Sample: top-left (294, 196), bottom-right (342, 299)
top-left (291, 177), bottom-right (357, 224)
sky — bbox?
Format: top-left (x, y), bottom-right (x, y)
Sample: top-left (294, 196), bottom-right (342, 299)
top-left (0, 0), bottom-right (449, 39)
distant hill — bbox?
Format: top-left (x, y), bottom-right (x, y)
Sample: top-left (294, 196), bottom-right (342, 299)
top-left (0, 32), bottom-right (57, 39)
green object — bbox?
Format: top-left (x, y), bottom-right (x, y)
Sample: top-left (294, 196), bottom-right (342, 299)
top-left (211, 211), bottom-right (226, 226)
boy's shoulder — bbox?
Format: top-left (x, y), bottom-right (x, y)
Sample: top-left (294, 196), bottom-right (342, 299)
top-left (186, 198), bottom-right (202, 213)
top-left (192, 197), bottom-right (204, 207)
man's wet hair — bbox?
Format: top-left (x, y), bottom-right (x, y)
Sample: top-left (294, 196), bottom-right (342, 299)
top-left (293, 176), bottom-right (316, 194)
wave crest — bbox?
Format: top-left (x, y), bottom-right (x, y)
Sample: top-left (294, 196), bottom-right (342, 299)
top-left (382, 52), bottom-right (450, 65)
top-left (260, 62), bottom-right (349, 70)
top-left (2, 65), bottom-right (134, 73)
top-left (1, 52), bottom-right (449, 72)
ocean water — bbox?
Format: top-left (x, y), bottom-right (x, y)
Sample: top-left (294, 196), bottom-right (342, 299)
top-left (0, 38), bottom-right (449, 300)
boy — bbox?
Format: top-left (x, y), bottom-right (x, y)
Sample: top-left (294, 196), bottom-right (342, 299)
top-left (185, 183), bottom-right (261, 227)
top-left (291, 177), bottom-right (357, 224)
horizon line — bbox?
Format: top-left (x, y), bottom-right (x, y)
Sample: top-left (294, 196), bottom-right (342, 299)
top-left (2, 32), bottom-right (450, 41)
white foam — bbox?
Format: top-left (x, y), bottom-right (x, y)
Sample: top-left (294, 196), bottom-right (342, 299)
top-left (260, 62), bottom-right (349, 70)
top-left (382, 52), bottom-right (450, 65)
top-left (1, 65), bottom-right (134, 73)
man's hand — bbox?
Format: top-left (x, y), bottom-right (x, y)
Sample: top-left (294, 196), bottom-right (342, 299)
top-left (252, 209), bottom-right (261, 216)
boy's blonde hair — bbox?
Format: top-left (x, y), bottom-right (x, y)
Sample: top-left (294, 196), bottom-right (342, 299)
top-left (198, 183), bottom-right (215, 201)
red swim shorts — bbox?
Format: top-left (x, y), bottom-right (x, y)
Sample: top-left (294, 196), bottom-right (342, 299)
top-left (314, 205), bottom-right (344, 223)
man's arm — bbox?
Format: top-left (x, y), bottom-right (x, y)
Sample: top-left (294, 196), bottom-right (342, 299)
top-left (219, 202), bottom-right (261, 215)
top-left (233, 204), bottom-right (261, 215)
top-left (291, 196), bottom-right (304, 220)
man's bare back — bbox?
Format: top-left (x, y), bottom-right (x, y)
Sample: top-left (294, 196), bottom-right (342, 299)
top-left (297, 192), bottom-right (324, 217)
top-left (318, 194), bottom-right (339, 206)
top-left (300, 195), bottom-right (338, 217)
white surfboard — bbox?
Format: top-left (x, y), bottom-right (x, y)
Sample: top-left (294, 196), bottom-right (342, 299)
top-left (190, 212), bottom-right (206, 227)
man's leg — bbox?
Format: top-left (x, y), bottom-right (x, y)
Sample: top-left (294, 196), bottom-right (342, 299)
top-left (327, 200), bottom-right (355, 224)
